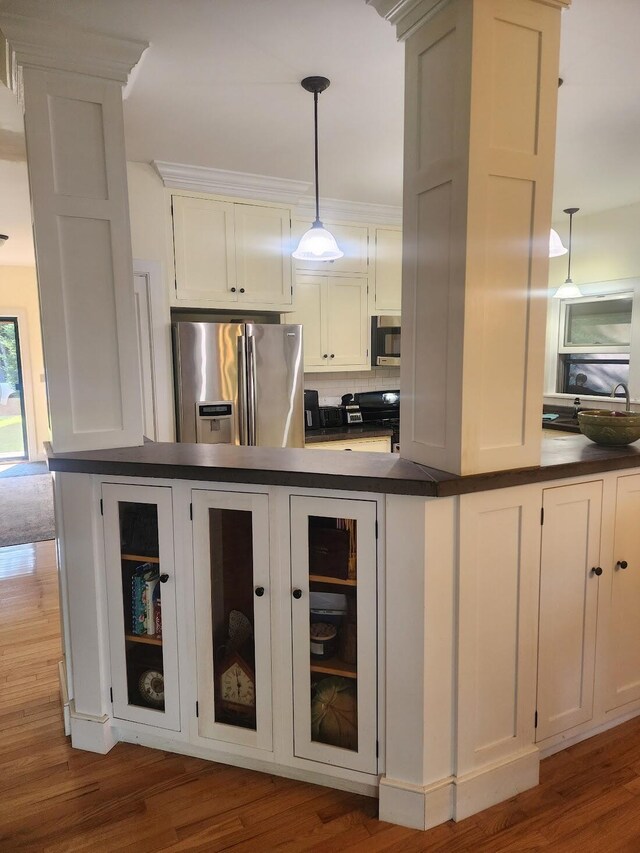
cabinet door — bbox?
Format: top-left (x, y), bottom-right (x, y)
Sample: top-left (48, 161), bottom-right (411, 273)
top-left (192, 489), bottom-right (272, 750)
top-left (373, 228), bottom-right (402, 313)
top-left (326, 276), bottom-right (369, 368)
top-left (288, 275), bottom-right (327, 368)
top-left (608, 474), bottom-right (640, 711)
top-left (103, 483), bottom-right (180, 730)
top-left (235, 203), bottom-right (292, 309)
top-left (536, 481), bottom-right (602, 742)
top-left (292, 221), bottom-right (369, 275)
top-left (290, 495), bottom-right (377, 774)
top-left (172, 195), bottom-right (236, 304)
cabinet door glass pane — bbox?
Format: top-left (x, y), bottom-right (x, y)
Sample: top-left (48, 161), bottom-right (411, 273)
top-left (308, 515), bottom-right (358, 752)
top-left (118, 502), bottom-right (166, 712)
top-left (210, 508), bottom-right (257, 730)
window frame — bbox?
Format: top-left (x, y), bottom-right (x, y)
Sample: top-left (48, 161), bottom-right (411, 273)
top-left (558, 291), bottom-right (634, 355)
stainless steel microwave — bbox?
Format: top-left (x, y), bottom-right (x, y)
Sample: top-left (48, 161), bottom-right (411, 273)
top-left (371, 315), bottom-right (401, 367)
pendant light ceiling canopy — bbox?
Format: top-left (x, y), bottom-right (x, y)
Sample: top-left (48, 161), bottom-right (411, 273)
top-left (0, 235), bottom-right (8, 247)
top-left (553, 207), bottom-right (582, 299)
top-left (292, 76), bottom-right (343, 262)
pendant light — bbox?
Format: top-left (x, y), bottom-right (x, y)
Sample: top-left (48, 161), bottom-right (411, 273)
top-left (548, 228), bottom-right (567, 257)
top-left (553, 207), bottom-right (582, 299)
top-left (292, 76), bottom-right (343, 261)
top-left (0, 235), bottom-right (7, 247)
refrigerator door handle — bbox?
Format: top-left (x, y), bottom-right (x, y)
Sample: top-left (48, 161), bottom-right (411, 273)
top-left (237, 334), bottom-right (249, 445)
top-left (247, 334), bottom-right (258, 446)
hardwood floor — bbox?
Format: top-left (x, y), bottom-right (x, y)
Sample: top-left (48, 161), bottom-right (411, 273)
top-left (3, 540), bottom-right (640, 851)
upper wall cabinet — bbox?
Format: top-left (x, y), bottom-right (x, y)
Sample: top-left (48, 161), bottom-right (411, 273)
top-left (172, 195), bottom-right (293, 311)
top-left (372, 227), bottom-right (402, 314)
top-left (292, 220), bottom-right (369, 276)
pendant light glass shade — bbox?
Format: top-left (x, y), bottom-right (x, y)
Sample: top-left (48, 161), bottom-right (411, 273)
top-left (549, 228), bottom-right (567, 258)
top-left (292, 222), bottom-right (343, 261)
top-left (553, 207), bottom-right (582, 299)
top-left (293, 76), bottom-right (342, 262)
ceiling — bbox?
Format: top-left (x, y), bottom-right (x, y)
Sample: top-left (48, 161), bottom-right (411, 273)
top-left (0, 0), bottom-right (639, 266)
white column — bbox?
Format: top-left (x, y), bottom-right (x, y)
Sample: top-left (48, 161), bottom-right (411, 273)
top-left (0, 13), bottom-right (148, 452)
top-left (370, 0), bottom-right (570, 476)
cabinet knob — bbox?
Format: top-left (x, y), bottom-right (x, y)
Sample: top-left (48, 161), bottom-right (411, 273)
top-left (254, 586), bottom-right (265, 597)
top-left (239, 288), bottom-right (245, 293)
top-left (591, 566), bottom-right (603, 577)
top-left (330, 353), bottom-right (335, 359)
top-left (230, 287), bottom-right (236, 293)
top-left (159, 573), bottom-right (169, 583)
top-left (617, 560), bottom-right (629, 570)
top-left (292, 588), bottom-right (303, 599)
top-left (323, 354), bottom-right (328, 359)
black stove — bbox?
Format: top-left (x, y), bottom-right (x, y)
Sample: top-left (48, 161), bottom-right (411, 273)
top-left (349, 390), bottom-right (400, 448)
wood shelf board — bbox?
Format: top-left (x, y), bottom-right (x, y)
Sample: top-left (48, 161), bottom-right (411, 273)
top-left (310, 656), bottom-right (357, 679)
top-left (121, 554), bottom-right (160, 564)
top-left (125, 634), bottom-right (163, 646)
top-left (309, 574), bottom-right (357, 587)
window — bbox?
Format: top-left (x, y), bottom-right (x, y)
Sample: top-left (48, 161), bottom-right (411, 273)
top-left (557, 293), bottom-right (632, 397)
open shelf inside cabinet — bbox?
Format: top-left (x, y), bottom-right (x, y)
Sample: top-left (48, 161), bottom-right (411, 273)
top-left (121, 554), bottom-right (160, 564)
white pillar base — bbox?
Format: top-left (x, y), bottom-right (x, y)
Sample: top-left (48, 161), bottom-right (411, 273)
top-left (453, 747), bottom-right (540, 821)
top-left (69, 702), bottom-right (118, 754)
top-left (379, 775), bottom-right (454, 830)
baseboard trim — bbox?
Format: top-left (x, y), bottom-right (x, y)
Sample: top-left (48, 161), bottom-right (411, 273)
top-left (453, 747), bottom-right (540, 821)
top-left (378, 775), bottom-right (454, 829)
top-left (69, 702), bottom-right (117, 753)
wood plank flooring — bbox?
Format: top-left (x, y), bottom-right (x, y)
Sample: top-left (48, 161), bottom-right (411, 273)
top-left (3, 540), bottom-right (640, 850)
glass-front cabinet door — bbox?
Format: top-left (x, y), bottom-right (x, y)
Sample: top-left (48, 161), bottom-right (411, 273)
top-left (192, 490), bottom-right (272, 750)
top-left (290, 495), bottom-right (378, 774)
top-left (102, 484), bottom-right (180, 731)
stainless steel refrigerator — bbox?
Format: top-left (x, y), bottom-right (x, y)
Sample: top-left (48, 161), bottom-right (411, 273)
top-left (173, 321), bottom-right (304, 448)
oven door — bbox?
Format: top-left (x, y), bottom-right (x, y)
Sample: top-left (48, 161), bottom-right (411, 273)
top-left (371, 316), bottom-right (400, 367)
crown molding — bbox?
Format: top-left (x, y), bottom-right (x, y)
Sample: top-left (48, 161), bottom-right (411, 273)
top-left (0, 12), bottom-right (148, 86)
top-left (368, 0), bottom-right (571, 40)
top-left (154, 161), bottom-right (311, 205)
top-left (154, 160), bottom-right (402, 225)
top-left (295, 196), bottom-right (402, 227)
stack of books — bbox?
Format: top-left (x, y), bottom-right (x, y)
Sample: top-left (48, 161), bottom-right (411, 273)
top-left (131, 563), bottom-right (162, 638)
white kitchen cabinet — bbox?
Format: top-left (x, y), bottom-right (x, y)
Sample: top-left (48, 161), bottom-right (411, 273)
top-left (290, 495), bottom-right (378, 774)
top-left (289, 274), bottom-right (369, 371)
top-left (306, 436), bottom-right (392, 453)
top-left (191, 489), bottom-right (273, 751)
top-left (536, 481), bottom-right (602, 743)
top-left (607, 473), bottom-right (640, 712)
top-left (372, 227), bottom-right (402, 314)
top-left (292, 220), bottom-right (369, 276)
top-left (102, 483), bottom-right (180, 731)
top-left (172, 194), bottom-right (293, 311)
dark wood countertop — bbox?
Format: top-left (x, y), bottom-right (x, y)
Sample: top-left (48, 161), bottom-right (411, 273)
top-left (46, 434), bottom-right (640, 498)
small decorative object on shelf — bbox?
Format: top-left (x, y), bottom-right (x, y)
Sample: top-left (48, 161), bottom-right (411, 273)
top-left (218, 650), bottom-right (256, 722)
top-left (129, 563), bottom-right (162, 638)
top-left (311, 676), bottom-right (358, 751)
top-left (310, 622), bottom-right (338, 659)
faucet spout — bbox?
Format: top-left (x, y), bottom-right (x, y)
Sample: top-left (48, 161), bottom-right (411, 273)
top-left (611, 383), bottom-right (631, 412)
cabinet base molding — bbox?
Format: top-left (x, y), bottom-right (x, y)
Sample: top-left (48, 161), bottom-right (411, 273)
top-left (69, 704), bottom-right (117, 754)
top-left (117, 729), bottom-right (379, 798)
top-left (539, 705), bottom-right (640, 759)
top-left (378, 776), bottom-right (454, 830)
top-left (453, 747), bottom-right (539, 821)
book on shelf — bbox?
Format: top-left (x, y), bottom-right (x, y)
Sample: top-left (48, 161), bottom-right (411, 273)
top-left (130, 563), bottom-right (162, 638)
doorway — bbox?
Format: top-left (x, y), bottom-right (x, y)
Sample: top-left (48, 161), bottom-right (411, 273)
top-left (0, 317), bottom-right (28, 461)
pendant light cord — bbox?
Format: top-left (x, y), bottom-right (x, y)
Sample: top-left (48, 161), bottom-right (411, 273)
top-left (313, 90), bottom-right (320, 226)
top-left (566, 211), bottom-right (573, 282)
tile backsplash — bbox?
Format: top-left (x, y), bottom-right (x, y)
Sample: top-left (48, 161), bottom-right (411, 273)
top-left (304, 368), bottom-right (400, 406)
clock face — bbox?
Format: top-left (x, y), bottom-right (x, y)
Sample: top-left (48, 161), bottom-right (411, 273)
top-left (221, 662), bottom-right (255, 707)
top-left (138, 668), bottom-right (164, 708)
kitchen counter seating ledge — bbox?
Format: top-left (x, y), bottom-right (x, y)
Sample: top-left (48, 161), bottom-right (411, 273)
top-left (46, 433), bottom-right (640, 498)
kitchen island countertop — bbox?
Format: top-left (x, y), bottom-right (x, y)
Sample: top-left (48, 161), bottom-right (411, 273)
top-left (46, 432), bottom-right (640, 497)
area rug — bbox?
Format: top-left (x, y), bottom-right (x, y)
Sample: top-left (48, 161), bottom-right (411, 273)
top-left (0, 473), bottom-right (55, 546)
top-left (0, 461), bottom-right (48, 478)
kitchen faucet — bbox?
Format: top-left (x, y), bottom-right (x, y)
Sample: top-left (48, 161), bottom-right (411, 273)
top-left (611, 382), bottom-right (631, 412)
